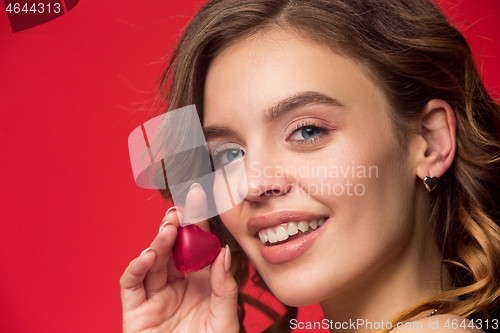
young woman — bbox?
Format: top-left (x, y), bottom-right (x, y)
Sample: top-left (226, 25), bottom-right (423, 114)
top-left (120, 0), bottom-right (500, 332)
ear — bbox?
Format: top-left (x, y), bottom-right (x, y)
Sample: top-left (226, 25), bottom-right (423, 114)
top-left (415, 99), bottom-right (457, 181)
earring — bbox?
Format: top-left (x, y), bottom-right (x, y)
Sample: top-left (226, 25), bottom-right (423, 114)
top-left (423, 176), bottom-right (439, 192)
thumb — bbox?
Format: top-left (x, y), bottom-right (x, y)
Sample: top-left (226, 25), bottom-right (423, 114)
top-left (184, 182), bottom-right (210, 231)
top-left (209, 245), bottom-right (239, 332)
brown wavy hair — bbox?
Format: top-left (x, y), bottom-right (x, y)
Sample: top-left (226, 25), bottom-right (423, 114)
top-left (152, 0), bottom-right (500, 332)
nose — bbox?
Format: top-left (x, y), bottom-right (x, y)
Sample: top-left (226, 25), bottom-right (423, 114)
top-left (239, 159), bottom-right (294, 202)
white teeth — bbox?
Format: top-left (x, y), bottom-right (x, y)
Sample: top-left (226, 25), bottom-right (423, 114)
top-left (267, 229), bottom-right (278, 243)
top-left (258, 218), bottom-right (327, 244)
top-left (276, 226), bottom-right (289, 242)
top-left (298, 221), bottom-right (309, 233)
top-left (258, 230), bottom-right (268, 243)
top-left (287, 222), bottom-right (298, 235)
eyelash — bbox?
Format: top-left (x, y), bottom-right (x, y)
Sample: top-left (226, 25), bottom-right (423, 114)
top-left (210, 121), bottom-right (331, 162)
top-left (211, 145), bottom-right (245, 165)
top-left (287, 121), bottom-right (330, 144)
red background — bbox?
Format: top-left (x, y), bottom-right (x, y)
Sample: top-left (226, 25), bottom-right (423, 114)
top-left (0, 1), bottom-right (499, 332)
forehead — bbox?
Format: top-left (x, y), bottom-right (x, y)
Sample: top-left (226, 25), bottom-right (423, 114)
top-left (203, 27), bottom-right (386, 125)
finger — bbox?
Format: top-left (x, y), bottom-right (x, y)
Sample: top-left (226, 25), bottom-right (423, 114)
top-left (144, 222), bottom-right (178, 296)
top-left (182, 183), bottom-right (215, 281)
top-left (209, 246), bottom-right (239, 331)
top-left (184, 183), bottom-right (210, 232)
top-left (160, 207), bottom-right (185, 281)
top-left (120, 249), bottom-right (157, 312)
top-left (161, 206), bottom-right (183, 229)
top-left (166, 254), bottom-right (185, 282)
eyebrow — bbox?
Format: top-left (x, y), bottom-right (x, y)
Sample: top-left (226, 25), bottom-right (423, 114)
top-left (265, 91), bottom-right (344, 121)
top-left (202, 91), bottom-right (343, 142)
top-left (203, 126), bottom-right (238, 143)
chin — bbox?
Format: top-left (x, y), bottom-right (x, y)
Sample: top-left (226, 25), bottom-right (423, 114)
top-left (277, 293), bottom-right (323, 308)
top-left (255, 259), bottom-right (340, 307)
top-left (268, 279), bottom-right (331, 307)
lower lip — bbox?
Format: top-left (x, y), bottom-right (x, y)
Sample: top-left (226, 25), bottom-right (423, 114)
top-left (257, 219), bottom-right (328, 264)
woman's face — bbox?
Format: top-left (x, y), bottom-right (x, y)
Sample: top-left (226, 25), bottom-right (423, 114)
top-left (203, 28), bottom-right (418, 306)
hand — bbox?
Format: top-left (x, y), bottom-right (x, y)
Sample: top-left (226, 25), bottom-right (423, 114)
top-left (120, 184), bottom-right (239, 333)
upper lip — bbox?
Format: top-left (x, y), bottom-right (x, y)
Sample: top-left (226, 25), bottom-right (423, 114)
top-left (247, 210), bottom-right (329, 236)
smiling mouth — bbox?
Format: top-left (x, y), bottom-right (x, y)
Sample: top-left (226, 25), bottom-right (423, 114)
top-left (258, 218), bottom-right (327, 246)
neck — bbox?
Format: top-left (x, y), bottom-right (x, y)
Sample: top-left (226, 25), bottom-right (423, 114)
top-left (320, 190), bottom-right (451, 333)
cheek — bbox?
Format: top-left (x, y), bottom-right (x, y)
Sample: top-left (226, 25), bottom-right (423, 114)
top-left (213, 168), bottom-right (248, 237)
top-left (323, 131), bottom-right (414, 257)
top-left (212, 161), bottom-right (248, 216)
top-left (314, 108), bottom-right (411, 209)
top-left (307, 123), bottom-right (415, 257)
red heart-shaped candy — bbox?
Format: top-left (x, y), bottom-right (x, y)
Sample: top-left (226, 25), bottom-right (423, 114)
top-left (172, 224), bottom-right (221, 272)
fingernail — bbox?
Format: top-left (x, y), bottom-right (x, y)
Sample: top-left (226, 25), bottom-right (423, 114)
top-left (224, 245), bottom-right (231, 274)
top-left (165, 206), bottom-right (177, 216)
top-left (159, 220), bottom-right (173, 232)
top-left (164, 206), bottom-right (183, 226)
top-left (140, 247), bottom-right (153, 256)
top-left (190, 182), bottom-right (202, 191)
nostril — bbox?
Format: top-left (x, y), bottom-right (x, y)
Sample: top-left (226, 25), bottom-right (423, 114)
top-left (260, 183), bottom-right (293, 197)
top-left (243, 179), bottom-right (293, 201)
top-left (262, 189), bottom-right (281, 196)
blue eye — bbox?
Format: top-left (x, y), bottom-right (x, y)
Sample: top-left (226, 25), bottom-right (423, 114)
top-left (301, 127), bottom-right (321, 140)
top-left (211, 144), bottom-right (245, 169)
top-left (221, 149), bottom-right (244, 163)
top-left (290, 124), bottom-right (324, 142)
